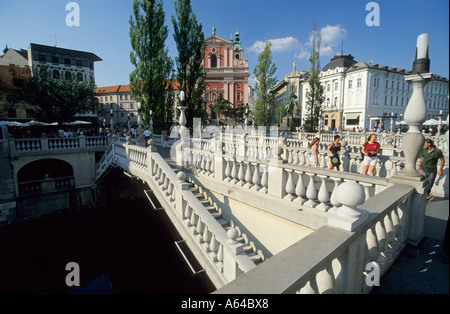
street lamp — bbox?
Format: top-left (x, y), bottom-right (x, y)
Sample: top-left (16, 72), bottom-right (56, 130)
top-left (438, 110), bottom-right (443, 136)
top-left (110, 108), bottom-right (114, 127)
top-left (149, 109), bottom-right (153, 133)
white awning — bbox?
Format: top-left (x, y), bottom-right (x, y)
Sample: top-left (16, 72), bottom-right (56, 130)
top-left (346, 114), bottom-right (360, 120)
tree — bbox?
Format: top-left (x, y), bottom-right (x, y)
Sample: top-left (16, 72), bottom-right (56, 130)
top-left (129, 0), bottom-right (174, 133)
top-left (7, 65), bottom-right (99, 126)
top-left (253, 40), bottom-right (277, 127)
top-left (172, 0), bottom-right (206, 128)
top-left (303, 21), bottom-right (325, 132)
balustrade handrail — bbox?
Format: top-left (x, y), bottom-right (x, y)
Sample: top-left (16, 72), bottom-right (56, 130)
top-left (95, 141), bottom-right (257, 286)
top-left (215, 184), bottom-right (416, 294)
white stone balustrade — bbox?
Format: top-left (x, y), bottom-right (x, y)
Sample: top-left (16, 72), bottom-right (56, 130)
top-left (95, 141), bottom-right (257, 288)
top-left (215, 184), bottom-right (416, 294)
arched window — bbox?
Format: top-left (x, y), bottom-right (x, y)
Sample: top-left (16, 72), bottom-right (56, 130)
top-left (211, 54), bottom-right (217, 68)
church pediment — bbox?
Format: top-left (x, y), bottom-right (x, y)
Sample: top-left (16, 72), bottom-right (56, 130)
top-left (204, 35), bottom-right (233, 46)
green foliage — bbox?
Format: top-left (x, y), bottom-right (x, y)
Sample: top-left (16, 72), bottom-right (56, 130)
top-left (304, 21), bottom-right (325, 132)
top-left (172, 0), bottom-right (206, 128)
top-left (211, 96), bottom-right (249, 125)
top-left (129, 0), bottom-right (174, 133)
top-left (253, 40), bottom-right (277, 127)
top-left (7, 65), bottom-right (99, 125)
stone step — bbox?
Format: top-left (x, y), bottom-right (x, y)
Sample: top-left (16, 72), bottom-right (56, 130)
top-left (216, 218), bottom-right (229, 228)
top-left (247, 252), bottom-right (262, 264)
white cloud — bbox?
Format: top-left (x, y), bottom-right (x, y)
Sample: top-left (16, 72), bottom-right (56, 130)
top-left (296, 24), bottom-right (347, 59)
top-left (249, 36), bottom-right (300, 53)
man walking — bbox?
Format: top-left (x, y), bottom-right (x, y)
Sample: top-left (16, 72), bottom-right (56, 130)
top-left (417, 139), bottom-right (445, 200)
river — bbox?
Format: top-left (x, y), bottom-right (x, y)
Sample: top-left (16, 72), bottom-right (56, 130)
top-left (0, 198), bottom-right (215, 294)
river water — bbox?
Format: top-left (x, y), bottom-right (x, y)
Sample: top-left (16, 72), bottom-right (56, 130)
top-left (0, 198), bottom-right (215, 294)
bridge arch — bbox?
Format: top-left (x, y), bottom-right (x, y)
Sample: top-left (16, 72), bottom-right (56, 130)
top-left (12, 152), bottom-right (96, 197)
top-left (17, 158), bottom-right (74, 183)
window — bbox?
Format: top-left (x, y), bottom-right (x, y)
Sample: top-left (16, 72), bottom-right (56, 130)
top-left (348, 80), bottom-right (353, 89)
top-left (76, 60), bottom-right (82, 67)
top-left (205, 93), bottom-right (209, 102)
top-left (52, 56), bottom-right (59, 64)
top-left (235, 53), bottom-right (240, 60)
top-left (65, 58), bottom-right (71, 65)
top-left (211, 55), bottom-right (217, 68)
top-left (335, 82), bottom-right (338, 91)
top-left (65, 71), bottom-right (72, 80)
top-left (357, 78), bottom-right (362, 87)
top-left (53, 70), bottom-right (60, 79)
top-left (77, 73), bottom-right (83, 81)
top-left (334, 97), bottom-right (338, 107)
top-left (38, 54), bottom-right (46, 62)
top-left (327, 83), bottom-right (331, 92)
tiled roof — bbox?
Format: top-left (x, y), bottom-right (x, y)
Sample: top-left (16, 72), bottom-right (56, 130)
top-left (95, 85), bottom-right (120, 94)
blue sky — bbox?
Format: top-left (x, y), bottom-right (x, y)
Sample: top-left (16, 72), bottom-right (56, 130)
top-left (1, 0), bottom-right (448, 88)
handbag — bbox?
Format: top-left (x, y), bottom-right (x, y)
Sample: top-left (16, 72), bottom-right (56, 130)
top-left (361, 142), bottom-right (368, 158)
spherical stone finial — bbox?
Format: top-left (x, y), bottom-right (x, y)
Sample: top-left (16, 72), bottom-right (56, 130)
top-left (336, 182), bottom-right (365, 206)
top-left (177, 171), bottom-right (186, 182)
top-left (227, 227), bottom-right (239, 244)
top-left (336, 182), bottom-right (365, 218)
top-left (340, 139), bottom-right (348, 147)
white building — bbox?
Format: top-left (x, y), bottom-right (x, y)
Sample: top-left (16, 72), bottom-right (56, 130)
top-left (296, 54), bottom-right (449, 131)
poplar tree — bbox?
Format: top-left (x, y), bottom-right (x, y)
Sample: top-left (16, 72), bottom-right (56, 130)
top-left (304, 21), bottom-right (325, 132)
top-left (129, 0), bottom-right (174, 133)
top-left (172, 0), bottom-right (206, 128)
top-left (253, 40), bottom-right (277, 127)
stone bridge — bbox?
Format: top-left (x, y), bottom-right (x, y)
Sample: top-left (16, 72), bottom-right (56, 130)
top-left (93, 124), bottom-right (446, 292)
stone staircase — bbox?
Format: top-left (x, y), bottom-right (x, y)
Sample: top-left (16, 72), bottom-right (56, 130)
top-left (187, 182), bottom-right (263, 266)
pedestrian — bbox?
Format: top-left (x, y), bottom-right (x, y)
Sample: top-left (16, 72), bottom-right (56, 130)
top-left (417, 138), bottom-right (445, 200)
top-left (143, 128), bottom-right (152, 145)
top-left (362, 133), bottom-right (381, 176)
top-left (309, 137), bottom-right (320, 167)
top-left (163, 131), bottom-right (170, 148)
top-left (328, 135), bottom-right (341, 171)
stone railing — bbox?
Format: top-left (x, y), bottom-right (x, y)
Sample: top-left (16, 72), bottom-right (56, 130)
top-left (214, 183), bottom-right (417, 294)
top-left (18, 176), bottom-right (75, 196)
top-left (95, 141), bottom-right (257, 288)
top-left (10, 136), bottom-right (112, 157)
top-left (181, 131), bottom-right (448, 197)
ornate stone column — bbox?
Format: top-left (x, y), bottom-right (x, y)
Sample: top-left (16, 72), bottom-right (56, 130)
top-left (176, 91), bottom-right (189, 168)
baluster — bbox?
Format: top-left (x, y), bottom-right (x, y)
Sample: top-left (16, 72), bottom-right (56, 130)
top-left (189, 208), bottom-right (197, 227)
top-left (237, 161), bottom-right (245, 186)
top-left (298, 279), bottom-right (318, 294)
top-left (384, 213), bottom-right (401, 252)
top-left (260, 165), bottom-right (268, 193)
top-left (217, 243), bottom-right (224, 263)
top-left (251, 163), bottom-right (262, 191)
top-left (294, 171), bottom-right (306, 204)
top-left (283, 169), bottom-right (295, 201)
top-left (304, 173), bottom-right (318, 208)
top-left (244, 162), bottom-right (253, 189)
top-left (328, 178), bottom-right (342, 213)
top-left (293, 150), bottom-right (299, 165)
top-left (315, 265), bottom-right (335, 294)
top-left (224, 159), bottom-right (231, 182)
top-left (202, 226), bottom-right (211, 246)
top-left (230, 160), bottom-right (238, 184)
top-left (287, 149), bottom-right (293, 164)
top-left (195, 217), bottom-right (204, 235)
top-left (298, 151), bottom-right (306, 166)
top-left (182, 202), bottom-right (190, 220)
top-left (316, 175), bottom-right (330, 211)
top-left (209, 235), bottom-right (218, 261)
top-left (375, 221), bottom-right (388, 269)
